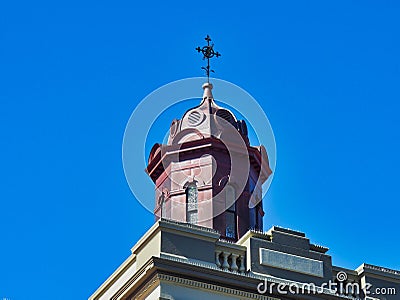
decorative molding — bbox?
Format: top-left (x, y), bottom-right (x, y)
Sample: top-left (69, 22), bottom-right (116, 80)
top-left (310, 243), bottom-right (329, 254)
top-left (160, 252), bottom-right (237, 274)
top-left (216, 239), bottom-right (246, 252)
top-left (160, 218), bottom-right (219, 235)
top-left (358, 263), bottom-right (400, 276)
top-left (267, 226), bottom-right (306, 237)
top-left (128, 255), bottom-right (349, 299)
top-left (157, 274), bottom-right (280, 300)
top-left (129, 275), bottom-right (159, 300)
top-left (364, 264), bottom-right (400, 275)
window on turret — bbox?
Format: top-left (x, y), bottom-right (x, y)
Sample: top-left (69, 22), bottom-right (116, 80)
top-left (249, 207), bottom-right (256, 229)
top-left (225, 185), bottom-right (236, 239)
top-left (186, 183), bottom-right (198, 224)
top-left (250, 203), bottom-right (263, 231)
top-left (249, 178), bottom-right (257, 230)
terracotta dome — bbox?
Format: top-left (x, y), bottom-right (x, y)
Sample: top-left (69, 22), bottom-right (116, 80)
top-left (167, 83), bottom-right (249, 145)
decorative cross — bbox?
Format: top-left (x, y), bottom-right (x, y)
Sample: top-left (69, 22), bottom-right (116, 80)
top-left (196, 35), bottom-right (221, 82)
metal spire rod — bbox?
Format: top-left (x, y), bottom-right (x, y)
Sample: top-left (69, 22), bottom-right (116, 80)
top-left (196, 35), bottom-right (221, 83)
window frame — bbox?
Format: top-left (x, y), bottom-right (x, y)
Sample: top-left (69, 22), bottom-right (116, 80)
top-left (225, 184), bottom-right (237, 239)
top-left (186, 182), bottom-right (198, 224)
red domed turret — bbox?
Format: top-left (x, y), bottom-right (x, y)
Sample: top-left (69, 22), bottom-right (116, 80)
top-left (146, 83), bottom-right (272, 241)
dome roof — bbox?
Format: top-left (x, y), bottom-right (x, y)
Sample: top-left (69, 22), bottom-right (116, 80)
top-left (167, 83), bottom-right (249, 145)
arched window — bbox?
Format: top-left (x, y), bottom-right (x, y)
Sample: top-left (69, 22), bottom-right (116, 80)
top-left (250, 202), bottom-right (263, 231)
top-left (225, 185), bottom-right (236, 239)
top-left (186, 183), bottom-right (198, 224)
top-left (249, 178), bottom-right (259, 230)
top-left (249, 206), bottom-right (256, 230)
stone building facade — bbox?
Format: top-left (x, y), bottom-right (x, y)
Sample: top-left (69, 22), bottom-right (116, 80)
top-left (89, 83), bottom-right (399, 300)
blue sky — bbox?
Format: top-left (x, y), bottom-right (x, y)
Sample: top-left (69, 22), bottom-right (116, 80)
top-left (1, 1), bottom-right (399, 299)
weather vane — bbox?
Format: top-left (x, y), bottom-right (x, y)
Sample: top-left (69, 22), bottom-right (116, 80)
top-left (196, 35), bottom-right (221, 82)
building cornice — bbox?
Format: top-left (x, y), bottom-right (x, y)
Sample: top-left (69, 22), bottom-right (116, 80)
top-left (158, 273), bottom-right (279, 300)
top-left (130, 221), bottom-right (161, 254)
top-left (237, 229), bottom-right (272, 245)
top-left (159, 218), bottom-right (220, 238)
top-left (88, 253), bottom-right (137, 300)
top-left (127, 255), bottom-right (352, 300)
top-left (146, 137), bottom-right (267, 182)
top-left (215, 240), bottom-right (247, 253)
top-left (356, 263), bottom-right (400, 282)
top-left (130, 219), bottom-right (220, 255)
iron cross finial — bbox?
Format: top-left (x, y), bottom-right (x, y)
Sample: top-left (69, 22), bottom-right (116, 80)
top-left (196, 35), bottom-right (221, 83)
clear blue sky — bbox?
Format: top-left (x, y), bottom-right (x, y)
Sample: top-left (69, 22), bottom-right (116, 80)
top-left (1, 1), bottom-right (399, 299)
